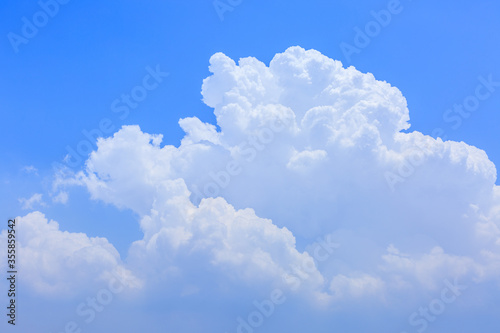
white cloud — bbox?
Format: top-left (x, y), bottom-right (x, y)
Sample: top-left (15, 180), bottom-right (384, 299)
top-left (381, 245), bottom-right (480, 290)
top-left (38, 46), bottom-right (500, 322)
top-left (127, 181), bottom-right (325, 298)
top-left (52, 191), bottom-right (69, 204)
top-left (22, 165), bottom-right (38, 175)
top-left (0, 212), bottom-right (140, 298)
top-left (18, 193), bottom-right (45, 210)
top-left (286, 148), bottom-right (328, 172)
top-left (329, 274), bottom-right (384, 300)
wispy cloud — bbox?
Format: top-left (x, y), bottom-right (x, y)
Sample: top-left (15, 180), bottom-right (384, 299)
top-left (21, 165), bottom-right (38, 175)
top-left (18, 193), bottom-right (45, 210)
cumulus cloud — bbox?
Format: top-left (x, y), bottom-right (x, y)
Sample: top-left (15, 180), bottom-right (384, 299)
top-left (127, 180), bottom-right (325, 299)
top-left (381, 245), bottom-right (480, 290)
top-left (13, 47), bottom-right (500, 330)
top-left (0, 212), bottom-right (140, 298)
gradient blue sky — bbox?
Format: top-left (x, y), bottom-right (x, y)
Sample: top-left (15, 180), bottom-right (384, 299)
top-left (1, 1), bottom-right (500, 332)
top-left (1, 1), bottom-right (500, 240)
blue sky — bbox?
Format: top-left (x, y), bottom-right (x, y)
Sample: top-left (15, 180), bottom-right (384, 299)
top-left (1, 1), bottom-right (500, 332)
